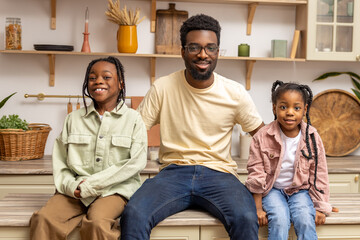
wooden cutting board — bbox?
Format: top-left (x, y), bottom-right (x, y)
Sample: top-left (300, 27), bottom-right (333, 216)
top-left (155, 3), bottom-right (188, 55)
top-left (309, 89), bottom-right (360, 156)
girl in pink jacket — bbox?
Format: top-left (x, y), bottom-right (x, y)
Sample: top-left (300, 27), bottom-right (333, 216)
top-left (245, 80), bottom-right (332, 240)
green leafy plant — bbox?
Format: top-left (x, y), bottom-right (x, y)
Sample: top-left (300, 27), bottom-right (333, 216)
top-left (0, 114), bottom-right (28, 130)
top-left (313, 72), bottom-right (360, 101)
top-left (0, 93), bottom-right (28, 130)
top-left (0, 92), bottom-right (17, 109)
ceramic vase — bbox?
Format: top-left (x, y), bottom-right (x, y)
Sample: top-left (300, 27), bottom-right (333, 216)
top-left (117, 25), bottom-right (138, 53)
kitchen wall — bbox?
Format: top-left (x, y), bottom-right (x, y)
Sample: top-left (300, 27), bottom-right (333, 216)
top-left (1, 0), bottom-right (359, 156)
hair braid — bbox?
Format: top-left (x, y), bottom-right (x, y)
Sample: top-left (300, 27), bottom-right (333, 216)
top-left (311, 133), bottom-right (324, 194)
top-left (271, 80), bottom-right (284, 120)
top-left (300, 85), bottom-right (313, 160)
top-left (82, 62), bottom-right (95, 114)
top-left (300, 85), bottom-right (323, 194)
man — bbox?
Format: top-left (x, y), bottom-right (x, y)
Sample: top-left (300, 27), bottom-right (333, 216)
top-left (120, 14), bottom-right (264, 240)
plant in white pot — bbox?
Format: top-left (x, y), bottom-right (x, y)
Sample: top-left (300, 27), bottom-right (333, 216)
top-left (0, 93), bottom-right (51, 161)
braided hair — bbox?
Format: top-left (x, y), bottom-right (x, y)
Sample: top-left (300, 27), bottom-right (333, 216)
top-left (271, 80), bottom-right (324, 194)
top-left (82, 56), bottom-right (126, 114)
top-left (180, 14), bottom-right (221, 48)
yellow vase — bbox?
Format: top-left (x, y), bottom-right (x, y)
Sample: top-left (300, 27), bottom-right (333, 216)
top-left (117, 25), bottom-right (138, 53)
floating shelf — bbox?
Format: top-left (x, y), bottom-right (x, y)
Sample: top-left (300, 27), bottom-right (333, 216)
top-left (0, 50), bottom-right (305, 89)
top-left (150, 0), bottom-right (307, 33)
top-left (47, 0), bottom-right (307, 34)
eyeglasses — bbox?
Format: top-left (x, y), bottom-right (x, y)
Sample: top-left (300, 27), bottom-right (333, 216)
top-left (184, 44), bottom-right (219, 56)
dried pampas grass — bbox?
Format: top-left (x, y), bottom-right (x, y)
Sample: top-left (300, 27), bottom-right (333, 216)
top-left (105, 0), bottom-right (146, 26)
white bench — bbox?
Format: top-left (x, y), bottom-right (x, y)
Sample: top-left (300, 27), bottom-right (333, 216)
top-left (0, 193), bottom-right (359, 240)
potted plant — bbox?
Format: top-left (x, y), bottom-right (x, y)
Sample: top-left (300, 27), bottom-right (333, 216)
top-left (313, 71), bottom-right (360, 101)
top-left (0, 93), bottom-right (51, 161)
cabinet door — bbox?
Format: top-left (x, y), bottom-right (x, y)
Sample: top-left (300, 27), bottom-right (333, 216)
top-left (307, 0), bottom-right (360, 61)
top-left (317, 224), bottom-right (360, 239)
top-left (200, 226), bottom-right (286, 240)
top-left (0, 227), bottom-right (29, 240)
top-left (0, 175), bottom-right (55, 199)
top-left (150, 226), bottom-right (199, 240)
top-left (329, 174), bottom-right (359, 193)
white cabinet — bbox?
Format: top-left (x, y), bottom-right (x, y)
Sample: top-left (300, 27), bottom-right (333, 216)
top-left (200, 226), bottom-right (293, 240)
top-left (329, 173), bottom-right (359, 193)
top-left (0, 175), bottom-right (55, 199)
top-left (307, 0), bottom-right (360, 61)
top-left (151, 226), bottom-right (199, 240)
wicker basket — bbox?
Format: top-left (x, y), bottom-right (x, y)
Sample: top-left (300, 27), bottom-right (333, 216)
top-left (0, 123), bottom-right (51, 161)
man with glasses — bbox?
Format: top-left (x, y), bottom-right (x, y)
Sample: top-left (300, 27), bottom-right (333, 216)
top-left (120, 14), bottom-right (264, 240)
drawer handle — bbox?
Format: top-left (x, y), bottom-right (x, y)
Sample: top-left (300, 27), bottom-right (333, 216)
top-left (355, 175), bottom-right (359, 183)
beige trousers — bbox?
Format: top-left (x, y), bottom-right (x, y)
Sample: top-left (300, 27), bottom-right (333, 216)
top-left (29, 192), bottom-right (127, 240)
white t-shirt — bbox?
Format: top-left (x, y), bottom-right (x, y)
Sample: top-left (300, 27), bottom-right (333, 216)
top-left (138, 70), bottom-right (262, 178)
top-left (274, 129), bottom-right (301, 189)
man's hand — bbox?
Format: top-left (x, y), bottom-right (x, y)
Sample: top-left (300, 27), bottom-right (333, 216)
top-left (315, 211), bottom-right (326, 225)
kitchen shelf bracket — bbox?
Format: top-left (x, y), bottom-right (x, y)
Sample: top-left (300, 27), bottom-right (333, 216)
top-left (51, 0), bottom-right (56, 30)
top-left (247, 3), bottom-right (258, 35)
top-left (48, 54), bottom-right (55, 87)
top-left (150, 57), bottom-right (156, 85)
top-left (151, 0), bottom-right (156, 32)
top-left (246, 60), bottom-right (256, 90)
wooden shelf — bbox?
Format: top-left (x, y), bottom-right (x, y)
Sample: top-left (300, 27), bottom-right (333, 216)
top-left (47, 0), bottom-right (307, 33)
top-left (153, 0), bottom-right (307, 5)
top-left (150, 0), bottom-right (307, 33)
top-left (0, 50), bottom-right (305, 89)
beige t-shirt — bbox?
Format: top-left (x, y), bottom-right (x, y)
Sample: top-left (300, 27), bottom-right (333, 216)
top-left (138, 70), bottom-right (262, 178)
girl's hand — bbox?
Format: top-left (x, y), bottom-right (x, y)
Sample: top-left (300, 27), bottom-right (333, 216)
top-left (74, 189), bottom-right (81, 198)
top-left (257, 209), bottom-right (268, 226)
top-left (315, 211), bottom-right (326, 225)
top-left (74, 180), bottom-right (85, 198)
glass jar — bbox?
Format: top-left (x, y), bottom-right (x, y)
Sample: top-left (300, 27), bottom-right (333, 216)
top-left (5, 17), bottom-right (22, 50)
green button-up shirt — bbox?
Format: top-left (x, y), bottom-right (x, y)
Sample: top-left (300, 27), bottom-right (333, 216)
top-left (52, 101), bottom-right (147, 206)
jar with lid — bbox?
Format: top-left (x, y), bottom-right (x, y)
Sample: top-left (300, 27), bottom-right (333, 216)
top-left (5, 17), bottom-right (22, 50)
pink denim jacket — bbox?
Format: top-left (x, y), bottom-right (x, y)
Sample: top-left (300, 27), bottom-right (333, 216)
top-left (245, 120), bottom-right (332, 215)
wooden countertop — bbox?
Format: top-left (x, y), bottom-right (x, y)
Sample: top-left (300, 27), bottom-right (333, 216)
top-left (0, 155), bottom-right (359, 175)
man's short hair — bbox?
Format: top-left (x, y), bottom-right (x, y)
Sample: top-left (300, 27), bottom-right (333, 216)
top-left (180, 14), bottom-right (221, 48)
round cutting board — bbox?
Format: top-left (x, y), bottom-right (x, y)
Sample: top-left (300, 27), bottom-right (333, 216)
top-left (309, 89), bottom-right (360, 156)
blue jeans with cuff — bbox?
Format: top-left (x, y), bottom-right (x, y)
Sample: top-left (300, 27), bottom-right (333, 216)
top-left (262, 188), bottom-right (317, 240)
top-left (120, 164), bottom-right (259, 240)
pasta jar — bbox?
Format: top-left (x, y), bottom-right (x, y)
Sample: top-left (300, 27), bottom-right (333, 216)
top-left (5, 17), bottom-right (22, 50)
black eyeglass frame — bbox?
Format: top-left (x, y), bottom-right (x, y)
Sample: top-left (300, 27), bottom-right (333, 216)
top-left (184, 43), bottom-right (219, 56)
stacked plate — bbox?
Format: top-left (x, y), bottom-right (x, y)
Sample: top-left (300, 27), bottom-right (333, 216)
top-left (34, 44), bottom-right (74, 51)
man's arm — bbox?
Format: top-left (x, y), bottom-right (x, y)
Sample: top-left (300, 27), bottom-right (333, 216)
top-left (249, 122), bottom-right (265, 136)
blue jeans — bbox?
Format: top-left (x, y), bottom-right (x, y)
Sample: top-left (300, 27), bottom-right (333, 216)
top-left (120, 164), bottom-right (259, 240)
top-left (262, 188), bottom-right (317, 240)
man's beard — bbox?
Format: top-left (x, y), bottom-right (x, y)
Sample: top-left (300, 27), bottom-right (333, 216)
top-left (187, 59), bottom-right (217, 81)
top-left (188, 67), bottom-right (213, 80)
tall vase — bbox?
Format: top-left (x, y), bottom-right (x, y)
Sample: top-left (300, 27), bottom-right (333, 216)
top-left (117, 25), bottom-right (138, 53)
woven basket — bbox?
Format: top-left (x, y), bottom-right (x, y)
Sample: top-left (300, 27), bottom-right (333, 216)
top-left (0, 123), bottom-right (51, 161)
